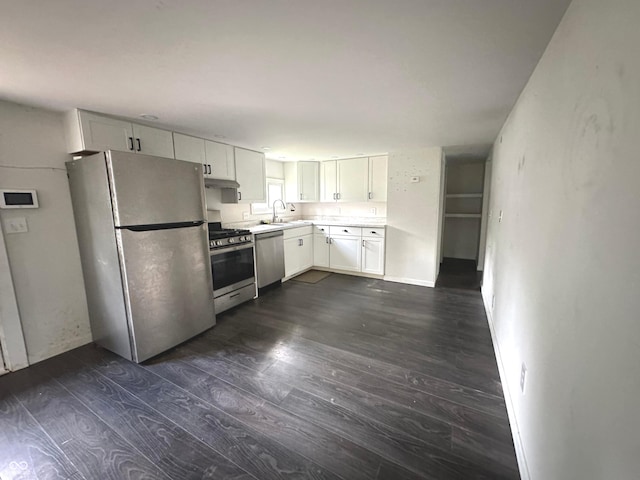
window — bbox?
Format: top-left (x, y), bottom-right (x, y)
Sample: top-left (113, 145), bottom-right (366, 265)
top-left (251, 178), bottom-right (285, 214)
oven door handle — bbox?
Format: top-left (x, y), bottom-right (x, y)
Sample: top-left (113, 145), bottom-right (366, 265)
top-left (210, 243), bottom-right (254, 255)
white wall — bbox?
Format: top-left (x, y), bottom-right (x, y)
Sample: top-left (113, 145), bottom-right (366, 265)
top-left (385, 148), bottom-right (442, 287)
top-left (0, 101), bottom-right (91, 365)
top-left (483, 1), bottom-right (640, 479)
top-left (301, 202), bottom-right (386, 221)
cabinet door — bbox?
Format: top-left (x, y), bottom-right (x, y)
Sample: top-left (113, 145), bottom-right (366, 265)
top-left (299, 235), bottom-right (314, 271)
top-left (298, 162), bottom-right (319, 202)
top-left (368, 155), bottom-right (388, 202)
top-left (284, 237), bottom-right (300, 278)
top-left (173, 133), bottom-right (206, 169)
top-left (235, 148), bottom-right (266, 203)
top-left (320, 160), bottom-right (337, 202)
top-left (78, 111), bottom-right (134, 152)
top-left (206, 141), bottom-right (235, 180)
top-left (132, 124), bottom-right (175, 158)
top-left (313, 233), bottom-right (330, 267)
top-left (283, 162), bottom-right (299, 203)
top-left (337, 158), bottom-right (368, 202)
top-left (362, 238), bottom-right (385, 275)
top-left (329, 236), bottom-right (362, 272)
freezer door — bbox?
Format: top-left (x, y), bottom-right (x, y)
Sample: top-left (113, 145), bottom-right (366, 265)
top-left (117, 223), bottom-right (215, 362)
top-left (107, 151), bottom-right (206, 227)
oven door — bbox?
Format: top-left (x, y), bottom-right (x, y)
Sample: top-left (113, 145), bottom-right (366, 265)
top-left (210, 243), bottom-right (256, 298)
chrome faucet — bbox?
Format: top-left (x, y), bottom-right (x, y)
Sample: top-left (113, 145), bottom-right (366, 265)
top-left (272, 199), bottom-right (287, 223)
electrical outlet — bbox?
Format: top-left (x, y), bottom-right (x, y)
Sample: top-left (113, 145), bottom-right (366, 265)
top-left (520, 363), bottom-right (527, 394)
top-left (242, 211), bottom-right (250, 220)
top-left (370, 208), bottom-right (376, 215)
top-left (3, 217), bottom-right (28, 234)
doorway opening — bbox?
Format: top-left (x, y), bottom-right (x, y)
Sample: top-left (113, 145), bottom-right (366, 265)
top-left (437, 147), bottom-right (490, 290)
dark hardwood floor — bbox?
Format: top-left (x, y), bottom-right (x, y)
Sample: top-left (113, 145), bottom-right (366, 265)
top-left (436, 258), bottom-right (484, 290)
top-left (0, 274), bottom-right (519, 480)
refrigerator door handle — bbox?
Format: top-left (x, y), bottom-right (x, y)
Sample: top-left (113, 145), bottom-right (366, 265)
top-left (119, 220), bottom-right (205, 232)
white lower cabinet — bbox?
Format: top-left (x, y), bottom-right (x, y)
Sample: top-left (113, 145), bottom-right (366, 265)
top-left (328, 226), bottom-right (363, 272)
top-left (361, 237), bottom-right (385, 275)
top-left (312, 225), bottom-right (385, 276)
top-left (361, 228), bottom-right (385, 275)
top-left (313, 225), bottom-right (330, 268)
top-left (329, 236), bottom-right (362, 272)
top-left (284, 227), bottom-right (313, 278)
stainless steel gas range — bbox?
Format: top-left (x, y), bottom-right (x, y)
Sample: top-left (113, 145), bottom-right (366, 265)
top-left (208, 222), bottom-right (256, 313)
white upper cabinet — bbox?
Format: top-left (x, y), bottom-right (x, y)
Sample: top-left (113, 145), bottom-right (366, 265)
top-left (320, 157), bottom-right (369, 203)
top-left (284, 161), bottom-right (319, 202)
top-left (131, 124), bottom-right (175, 158)
top-left (173, 133), bottom-right (206, 165)
top-left (234, 147), bottom-right (266, 203)
top-left (368, 155), bottom-right (388, 202)
top-left (206, 141), bottom-right (235, 180)
top-left (320, 160), bottom-right (338, 202)
top-left (65, 109), bottom-right (174, 158)
top-left (337, 157), bottom-right (369, 202)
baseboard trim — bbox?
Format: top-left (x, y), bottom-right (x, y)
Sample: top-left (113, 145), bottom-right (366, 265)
top-left (481, 286), bottom-right (531, 480)
top-left (383, 276), bottom-right (435, 288)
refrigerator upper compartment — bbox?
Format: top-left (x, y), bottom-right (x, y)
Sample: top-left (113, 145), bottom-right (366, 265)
top-left (107, 150), bottom-right (206, 227)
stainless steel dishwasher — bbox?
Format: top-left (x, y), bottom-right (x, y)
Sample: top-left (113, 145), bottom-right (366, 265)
top-left (255, 230), bottom-right (285, 289)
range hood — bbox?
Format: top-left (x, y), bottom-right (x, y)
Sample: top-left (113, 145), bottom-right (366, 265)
top-left (204, 178), bottom-right (240, 189)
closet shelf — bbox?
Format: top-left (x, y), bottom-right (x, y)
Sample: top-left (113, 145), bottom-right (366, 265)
top-left (446, 193), bottom-right (483, 198)
top-left (445, 213), bottom-right (482, 218)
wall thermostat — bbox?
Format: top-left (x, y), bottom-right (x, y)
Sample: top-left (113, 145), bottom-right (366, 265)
top-left (0, 189), bottom-right (39, 209)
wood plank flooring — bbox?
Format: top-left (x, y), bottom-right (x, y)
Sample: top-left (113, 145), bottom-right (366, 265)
top-left (0, 274), bottom-right (519, 480)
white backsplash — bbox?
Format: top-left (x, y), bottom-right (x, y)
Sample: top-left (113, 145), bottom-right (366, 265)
top-left (206, 187), bottom-right (387, 227)
top-left (204, 187), bottom-right (301, 227)
top-left (300, 202), bottom-right (387, 224)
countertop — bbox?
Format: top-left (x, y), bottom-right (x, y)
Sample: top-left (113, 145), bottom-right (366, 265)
top-left (249, 220), bottom-right (386, 234)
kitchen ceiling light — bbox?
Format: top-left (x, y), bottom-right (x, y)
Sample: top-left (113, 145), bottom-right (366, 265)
top-left (139, 114), bottom-right (158, 121)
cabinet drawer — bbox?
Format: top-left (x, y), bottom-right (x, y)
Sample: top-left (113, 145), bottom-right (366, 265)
top-left (314, 225), bottom-right (330, 235)
top-left (362, 227), bottom-right (386, 238)
top-left (283, 226), bottom-right (313, 239)
top-left (329, 226), bottom-right (362, 237)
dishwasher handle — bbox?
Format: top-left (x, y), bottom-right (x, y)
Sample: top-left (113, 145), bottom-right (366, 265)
top-left (255, 230), bottom-right (284, 240)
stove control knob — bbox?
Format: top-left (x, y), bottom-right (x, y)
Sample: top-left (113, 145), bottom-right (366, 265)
top-left (228, 238), bottom-right (235, 243)
top-left (215, 240), bottom-right (223, 246)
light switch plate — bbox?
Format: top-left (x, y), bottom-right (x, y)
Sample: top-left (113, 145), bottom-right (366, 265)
top-left (3, 217), bottom-right (28, 234)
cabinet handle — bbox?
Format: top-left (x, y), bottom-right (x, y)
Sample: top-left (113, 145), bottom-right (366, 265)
top-left (333, 193), bottom-right (336, 200)
top-left (368, 192), bottom-right (373, 200)
top-left (370, 231), bottom-right (377, 234)
top-left (238, 191), bottom-right (242, 201)
top-left (362, 239), bottom-right (365, 247)
top-left (298, 239), bottom-right (303, 246)
top-left (128, 137), bottom-right (134, 151)
top-left (300, 193), bottom-right (303, 200)
top-left (343, 229), bottom-right (348, 233)
top-left (208, 164), bottom-right (212, 174)
top-left (337, 193), bottom-right (341, 200)
top-left (136, 138), bottom-right (141, 151)
top-left (325, 237), bottom-right (329, 244)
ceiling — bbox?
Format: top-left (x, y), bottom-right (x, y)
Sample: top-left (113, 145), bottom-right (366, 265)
top-left (0, 0), bottom-right (571, 161)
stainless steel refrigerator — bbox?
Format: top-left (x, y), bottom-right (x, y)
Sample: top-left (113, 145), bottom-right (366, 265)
top-left (67, 150), bottom-right (215, 362)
